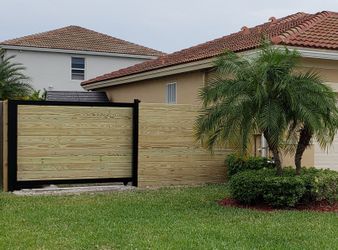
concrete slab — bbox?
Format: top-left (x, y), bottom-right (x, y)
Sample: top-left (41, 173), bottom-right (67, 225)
top-left (12, 184), bottom-right (135, 196)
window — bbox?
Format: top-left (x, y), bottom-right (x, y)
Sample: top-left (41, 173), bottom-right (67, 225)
top-left (166, 82), bottom-right (176, 104)
top-left (71, 57), bottom-right (85, 80)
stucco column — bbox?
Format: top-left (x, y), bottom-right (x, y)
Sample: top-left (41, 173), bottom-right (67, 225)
top-left (261, 134), bottom-right (268, 157)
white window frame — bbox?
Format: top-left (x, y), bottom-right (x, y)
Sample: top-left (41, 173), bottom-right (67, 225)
top-left (166, 82), bottom-right (177, 104)
top-left (71, 57), bottom-right (86, 81)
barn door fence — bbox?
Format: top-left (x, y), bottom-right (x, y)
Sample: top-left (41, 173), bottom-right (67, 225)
top-left (3, 99), bottom-right (139, 191)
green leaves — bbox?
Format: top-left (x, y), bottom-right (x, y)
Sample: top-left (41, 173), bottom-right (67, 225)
top-left (195, 42), bottom-right (338, 170)
top-left (0, 48), bottom-right (33, 100)
top-left (229, 166), bottom-right (338, 207)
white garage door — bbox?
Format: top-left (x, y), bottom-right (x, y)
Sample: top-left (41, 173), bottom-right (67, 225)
top-left (314, 136), bottom-right (338, 171)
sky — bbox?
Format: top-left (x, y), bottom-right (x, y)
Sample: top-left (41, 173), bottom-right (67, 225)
top-left (1, 0), bottom-right (338, 53)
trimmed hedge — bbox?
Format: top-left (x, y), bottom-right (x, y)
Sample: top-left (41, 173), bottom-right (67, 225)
top-left (262, 176), bottom-right (306, 207)
top-left (228, 169), bottom-right (274, 204)
top-left (229, 167), bottom-right (338, 207)
top-left (300, 168), bottom-right (338, 203)
top-left (225, 154), bottom-right (275, 179)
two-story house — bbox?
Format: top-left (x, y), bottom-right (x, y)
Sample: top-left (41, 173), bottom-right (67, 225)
top-left (0, 25), bottom-right (164, 91)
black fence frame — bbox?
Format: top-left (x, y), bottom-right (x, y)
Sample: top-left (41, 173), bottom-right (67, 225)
top-left (7, 99), bottom-right (139, 191)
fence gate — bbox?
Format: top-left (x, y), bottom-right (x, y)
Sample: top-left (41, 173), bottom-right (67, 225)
top-left (6, 100), bottom-right (139, 191)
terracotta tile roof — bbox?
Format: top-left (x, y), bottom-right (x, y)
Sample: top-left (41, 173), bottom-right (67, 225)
top-left (82, 11), bottom-right (338, 87)
top-left (0, 25), bottom-right (164, 57)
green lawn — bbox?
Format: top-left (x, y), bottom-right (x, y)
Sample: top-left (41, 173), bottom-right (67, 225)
top-left (0, 185), bottom-right (337, 250)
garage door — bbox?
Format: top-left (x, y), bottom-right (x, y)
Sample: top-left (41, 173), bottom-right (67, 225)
top-left (314, 136), bottom-right (338, 171)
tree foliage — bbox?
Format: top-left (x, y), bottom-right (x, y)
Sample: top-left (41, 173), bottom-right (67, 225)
top-left (0, 48), bottom-right (33, 100)
top-left (196, 43), bottom-right (338, 175)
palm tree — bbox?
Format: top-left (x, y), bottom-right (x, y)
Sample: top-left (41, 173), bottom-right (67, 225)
top-left (196, 43), bottom-right (338, 175)
top-left (287, 71), bottom-right (338, 174)
top-left (0, 48), bottom-right (33, 100)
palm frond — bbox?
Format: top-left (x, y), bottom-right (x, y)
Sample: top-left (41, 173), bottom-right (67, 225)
top-left (0, 48), bottom-right (33, 100)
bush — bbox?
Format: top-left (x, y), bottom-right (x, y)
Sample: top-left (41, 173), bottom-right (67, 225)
top-left (284, 167), bottom-right (338, 203)
top-left (229, 167), bottom-right (338, 207)
top-left (225, 154), bottom-right (275, 179)
top-left (301, 168), bottom-right (338, 203)
top-left (229, 169), bottom-right (274, 204)
top-left (262, 176), bottom-right (306, 207)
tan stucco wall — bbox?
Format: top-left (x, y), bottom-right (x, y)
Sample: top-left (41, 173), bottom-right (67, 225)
top-left (300, 58), bottom-right (338, 87)
top-left (298, 58), bottom-right (338, 167)
top-left (101, 57), bottom-right (338, 104)
top-left (252, 135), bottom-right (315, 167)
top-left (281, 146), bottom-right (315, 167)
top-left (102, 70), bottom-right (205, 105)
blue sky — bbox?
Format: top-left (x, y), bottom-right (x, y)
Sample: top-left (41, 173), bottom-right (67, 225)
top-left (1, 0), bottom-right (338, 53)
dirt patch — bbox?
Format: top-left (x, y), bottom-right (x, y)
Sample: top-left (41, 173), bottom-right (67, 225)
top-left (218, 198), bottom-right (338, 212)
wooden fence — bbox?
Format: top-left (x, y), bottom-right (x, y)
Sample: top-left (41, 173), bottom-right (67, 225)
top-left (1, 101), bottom-right (231, 191)
top-left (138, 103), bottom-right (230, 187)
top-left (2, 100), bottom-right (138, 191)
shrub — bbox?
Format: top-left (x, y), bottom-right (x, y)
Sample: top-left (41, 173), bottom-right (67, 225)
top-left (225, 154), bottom-right (275, 179)
top-left (229, 167), bottom-right (338, 207)
top-left (316, 170), bottom-right (338, 203)
top-left (284, 167), bottom-right (338, 203)
top-left (301, 168), bottom-right (338, 203)
top-left (262, 176), bottom-right (306, 207)
top-left (295, 167), bottom-right (321, 203)
top-left (229, 169), bottom-right (274, 204)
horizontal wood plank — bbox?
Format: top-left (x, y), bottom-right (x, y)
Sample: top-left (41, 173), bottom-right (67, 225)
top-left (138, 103), bottom-right (232, 187)
top-left (17, 105), bottom-right (133, 181)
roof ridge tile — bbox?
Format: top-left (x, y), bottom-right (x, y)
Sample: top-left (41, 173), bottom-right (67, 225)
top-left (276, 11), bottom-right (331, 43)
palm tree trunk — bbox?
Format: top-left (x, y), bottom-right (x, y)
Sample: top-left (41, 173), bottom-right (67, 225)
top-left (271, 147), bottom-right (282, 176)
top-left (295, 126), bottom-right (312, 175)
top-left (263, 133), bottom-right (283, 176)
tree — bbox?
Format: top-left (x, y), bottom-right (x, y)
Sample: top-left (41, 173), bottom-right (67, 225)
top-left (0, 48), bottom-right (33, 100)
top-left (195, 43), bottom-right (338, 175)
top-left (288, 72), bottom-right (338, 174)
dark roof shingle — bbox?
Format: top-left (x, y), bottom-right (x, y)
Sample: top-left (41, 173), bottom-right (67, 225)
top-left (82, 11), bottom-right (338, 86)
top-left (1, 25), bottom-right (164, 57)
top-left (46, 91), bottom-right (109, 102)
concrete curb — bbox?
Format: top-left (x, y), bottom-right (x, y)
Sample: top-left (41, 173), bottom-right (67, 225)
top-left (12, 185), bottom-right (135, 196)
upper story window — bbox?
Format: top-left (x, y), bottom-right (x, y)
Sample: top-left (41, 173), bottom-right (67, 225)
top-left (71, 57), bottom-right (85, 80)
top-left (166, 82), bottom-right (176, 104)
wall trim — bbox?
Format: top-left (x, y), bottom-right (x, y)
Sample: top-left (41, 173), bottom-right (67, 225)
top-left (242, 46), bottom-right (338, 60)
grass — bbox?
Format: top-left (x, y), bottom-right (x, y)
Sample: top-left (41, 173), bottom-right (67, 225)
top-left (0, 184), bottom-right (337, 250)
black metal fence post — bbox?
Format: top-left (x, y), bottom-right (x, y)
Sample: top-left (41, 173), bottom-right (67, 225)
top-left (7, 100), bottom-right (18, 191)
top-left (132, 99), bottom-right (140, 187)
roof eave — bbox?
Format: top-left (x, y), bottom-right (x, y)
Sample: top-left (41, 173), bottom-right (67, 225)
top-left (82, 46), bottom-right (338, 90)
top-left (82, 57), bottom-right (216, 90)
top-left (0, 44), bottom-right (160, 60)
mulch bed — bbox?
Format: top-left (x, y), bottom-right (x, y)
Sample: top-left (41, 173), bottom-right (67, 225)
top-left (218, 198), bottom-right (338, 212)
